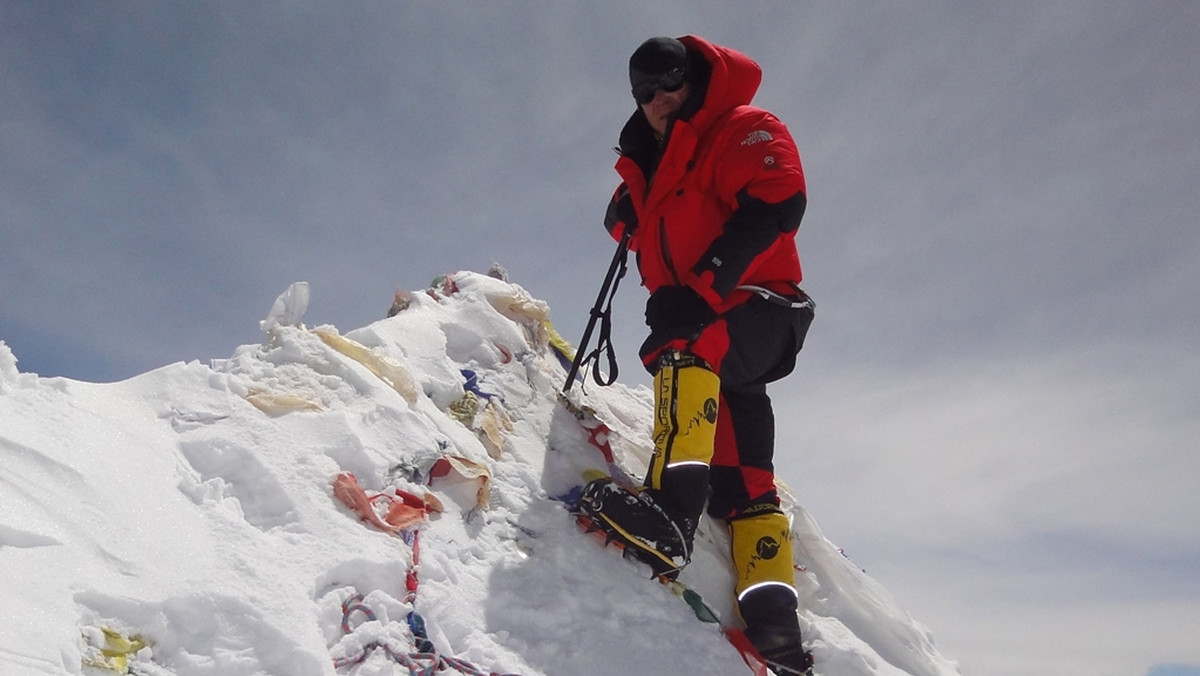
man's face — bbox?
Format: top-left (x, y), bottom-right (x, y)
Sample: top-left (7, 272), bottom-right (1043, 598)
top-left (640, 81), bottom-right (691, 136)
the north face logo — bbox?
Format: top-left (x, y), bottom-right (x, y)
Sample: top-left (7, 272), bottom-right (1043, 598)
top-left (741, 130), bottom-right (773, 146)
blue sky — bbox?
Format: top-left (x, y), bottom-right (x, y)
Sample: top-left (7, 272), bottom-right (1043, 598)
top-left (2, 3), bottom-right (1198, 674)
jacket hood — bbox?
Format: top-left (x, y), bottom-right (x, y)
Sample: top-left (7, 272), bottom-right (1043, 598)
top-left (677, 35), bottom-right (762, 131)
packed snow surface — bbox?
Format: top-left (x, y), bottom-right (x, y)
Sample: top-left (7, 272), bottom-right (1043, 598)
top-left (0, 271), bottom-right (961, 675)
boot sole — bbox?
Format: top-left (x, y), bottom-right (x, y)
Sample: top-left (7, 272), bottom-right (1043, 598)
top-left (575, 513), bottom-right (683, 580)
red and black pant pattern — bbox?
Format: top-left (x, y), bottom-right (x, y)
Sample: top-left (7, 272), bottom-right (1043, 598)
top-left (639, 290), bottom-right (814, 521)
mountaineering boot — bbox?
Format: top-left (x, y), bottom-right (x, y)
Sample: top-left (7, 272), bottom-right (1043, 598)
top-left (643, 352), bottom-right (720, 549)
top-left (743, 621), bottom-right (814, 676)
top-left (731, 504), bottom-right (814, 675)
top-left (575, 352), bottom-right (720, 579)
top-left (575, 477), bottom-right (689, 578)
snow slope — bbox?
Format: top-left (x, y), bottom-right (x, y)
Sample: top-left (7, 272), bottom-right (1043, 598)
top-left (0, 271), bottom-right (962, 676)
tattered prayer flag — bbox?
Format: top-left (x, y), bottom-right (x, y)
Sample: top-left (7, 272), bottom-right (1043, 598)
top-left (429, 455), bottom-right (492, 510)
top-left (332, 472), bottom-right (435, 533)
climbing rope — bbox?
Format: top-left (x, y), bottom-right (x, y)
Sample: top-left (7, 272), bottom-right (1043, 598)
top-left (331, 467), bottom-right (520, 675)
top-left (331, 592), bottom-right (520, 676)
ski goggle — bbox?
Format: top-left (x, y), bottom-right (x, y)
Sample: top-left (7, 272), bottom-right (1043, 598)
top-left (631, 68), bottom-right (687, 104)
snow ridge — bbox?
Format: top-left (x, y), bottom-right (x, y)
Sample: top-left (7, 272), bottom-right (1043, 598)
top-left (0, 271), bottom-right (961, 675)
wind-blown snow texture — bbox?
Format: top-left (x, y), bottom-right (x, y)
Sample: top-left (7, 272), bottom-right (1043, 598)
top-left (0, 271), bottom-right (961, 676)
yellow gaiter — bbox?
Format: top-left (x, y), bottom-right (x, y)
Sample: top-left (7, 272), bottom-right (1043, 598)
top-left (645, 352), bottom-right (720, 490)
top-left (730, 505), bottom-right (797, 601)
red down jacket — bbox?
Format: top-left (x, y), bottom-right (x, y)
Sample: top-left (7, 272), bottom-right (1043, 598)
top-left (605, 35), bottom-right (807, 315)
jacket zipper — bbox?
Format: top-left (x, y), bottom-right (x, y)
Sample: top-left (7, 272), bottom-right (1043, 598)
top-left (656, 216), bottom-right (681, 285)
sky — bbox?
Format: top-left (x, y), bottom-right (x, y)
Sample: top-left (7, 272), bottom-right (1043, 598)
top-left (2, 2), bottom-right (1198, 674)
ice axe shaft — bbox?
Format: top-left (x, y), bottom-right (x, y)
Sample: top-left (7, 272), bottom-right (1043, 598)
top-left (563, 227), bottom-right (632, 392)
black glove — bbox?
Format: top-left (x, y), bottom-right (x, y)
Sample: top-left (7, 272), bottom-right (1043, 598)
top-left (605, 186), bottom-right (637, 236)
top-left (645, 285), bottom-right (715, 330)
